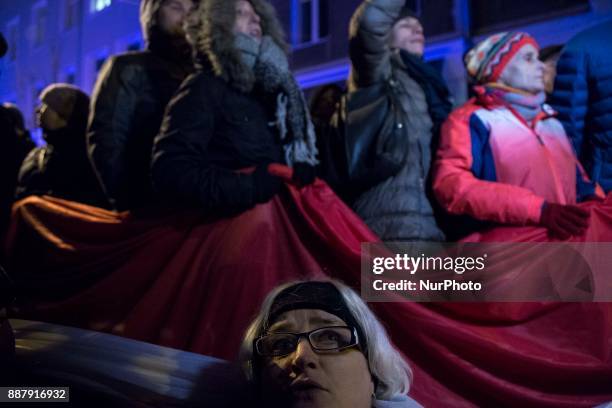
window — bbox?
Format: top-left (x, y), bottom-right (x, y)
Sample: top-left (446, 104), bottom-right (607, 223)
top-left (91, 0), bottom-right (112, 13)
top-left (395, 0), bottom-right (455, 38)
top-left (33, 5), bottom-right (48, 47)
top-left (471, 0), bottom-right (590, 34)
top-left (420, 0), bottom-right (455, 37)
top-left (6, 19), bottom-right (19, 61)
top-left (291, 0), bottom-right (329, 46)
top-left (64, 0), bottom-right (78, 30)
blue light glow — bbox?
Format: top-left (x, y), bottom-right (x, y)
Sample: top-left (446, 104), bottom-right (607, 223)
top-left (294, 41), bottom-right (463, 90)
top-left (295, 60), bottom-right (349, 89)
top-left (92, 0), bottom-right (112, 13)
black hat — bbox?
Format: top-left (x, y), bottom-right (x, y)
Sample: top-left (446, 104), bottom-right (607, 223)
top-left (395, 2), bottom-right (418, 24)
top-left (40, 83), bottom-right (90, 123)
top-left (267, 281), bottom-right (368, 353)
top-left (539, 44), bottom-right (563, 62)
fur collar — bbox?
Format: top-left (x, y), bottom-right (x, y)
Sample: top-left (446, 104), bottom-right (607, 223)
top-left (187, 0), bottom-right (288, 93)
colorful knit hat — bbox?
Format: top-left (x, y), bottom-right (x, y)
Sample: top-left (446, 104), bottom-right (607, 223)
top-left (465, 32), bottom-right (539, 84)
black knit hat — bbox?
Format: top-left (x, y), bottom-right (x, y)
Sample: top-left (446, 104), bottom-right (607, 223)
top-left (395, 2), bottom-right (418, 24)
top-left (40, 83), bottom-right (89, 123)
top-left (538, 44), bottom-right (563, 62)
top-left (267, 281), bottom-right (368, 353)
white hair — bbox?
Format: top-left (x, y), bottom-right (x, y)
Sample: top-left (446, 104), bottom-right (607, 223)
top-left (238, 278), bottom-right (412, 400)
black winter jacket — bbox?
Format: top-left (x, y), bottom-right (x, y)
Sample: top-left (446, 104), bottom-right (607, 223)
top-left (0, 106), bottom-right (18, 238)
top-left (16, 143), bottom-right (107, 208)
top-left (151, 70), bottom-right (284, 213)
top-left (87, 49), bottom-right (192, 211)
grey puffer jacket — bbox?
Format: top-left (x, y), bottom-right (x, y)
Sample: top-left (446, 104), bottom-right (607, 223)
top-left (348, 0), bottom-right (445, 242)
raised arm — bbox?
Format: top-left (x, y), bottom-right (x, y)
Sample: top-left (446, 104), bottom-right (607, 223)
top-left (348, 0), bottom-right (406, 89)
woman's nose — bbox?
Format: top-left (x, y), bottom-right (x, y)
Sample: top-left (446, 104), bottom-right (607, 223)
top-left (290, 338), bottom-right (318, 370)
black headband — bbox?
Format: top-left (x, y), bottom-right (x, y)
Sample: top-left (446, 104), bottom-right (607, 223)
top-left (267, 281), bottom-right (368, 354)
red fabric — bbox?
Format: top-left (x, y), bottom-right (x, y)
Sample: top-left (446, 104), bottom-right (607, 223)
top-left (4, 165), bottom-right (612, 407)
top-left (462, 194), bottom-right (612, 242)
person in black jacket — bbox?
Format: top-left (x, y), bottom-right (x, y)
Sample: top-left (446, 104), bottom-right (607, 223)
top-left (88, 0), bottom-right (197, 211)
top-left (16, 84), bottom-right (107, 208)
top-left (151, 0), bottom-right (318, 214)
top-left (2, 103), bottom-right (35, 169)
top-left (0, 104), bottom-right (18, 242)
top-left (0, 32), bottom-right (19, 243)
top-left (309, 84), bottom-right (344, 135)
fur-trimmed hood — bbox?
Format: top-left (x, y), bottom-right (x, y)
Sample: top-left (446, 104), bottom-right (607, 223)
top-left (187, 0), bottom-right (288, 93)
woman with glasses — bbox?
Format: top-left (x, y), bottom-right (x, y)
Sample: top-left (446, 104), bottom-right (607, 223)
top-left (239, 280), bottom-right (421, 408)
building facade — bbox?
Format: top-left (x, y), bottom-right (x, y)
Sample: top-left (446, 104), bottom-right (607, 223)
top-left (1, 0), bottom-right (612, 131)
top-left (280, 0), bottom-right (612, 102)
top-left (1, 0), bottom-right (141, 133)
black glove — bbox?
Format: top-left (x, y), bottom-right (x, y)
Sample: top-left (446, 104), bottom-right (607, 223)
top-left (251, 164), bottom-right (283, 204)
top-left (292, 162), bottom-right (317, 187)
top-left (540, 202), bottom-right (590, 239)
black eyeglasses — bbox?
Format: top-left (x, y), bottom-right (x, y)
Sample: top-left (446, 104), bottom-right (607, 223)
top-left (254, 326), bottom-right (359, 357)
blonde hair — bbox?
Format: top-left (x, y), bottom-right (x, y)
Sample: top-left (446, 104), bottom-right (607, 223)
top-left (238, 278), bottom-right (412, 400)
